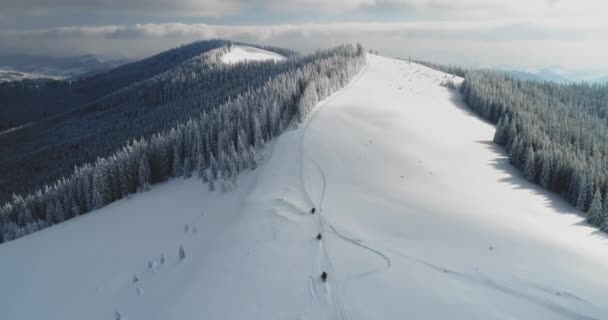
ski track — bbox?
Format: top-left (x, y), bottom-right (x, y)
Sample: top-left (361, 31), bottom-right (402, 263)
top-left (298, 65), bottom-right (370, 320)
top-left (386, 248), bottom-right (598, 320)
top-left (297, 63), bottom-right (395, 320)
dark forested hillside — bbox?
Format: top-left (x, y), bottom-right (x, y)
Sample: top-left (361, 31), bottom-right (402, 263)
top-left (0, 43), bottom-right (366, 242)
top-left (0, 40), bottom-right (229, 130)
top-left (460, 71), bottom-right (608, 232)
top-left (0, 42), bottom-right (297, 203)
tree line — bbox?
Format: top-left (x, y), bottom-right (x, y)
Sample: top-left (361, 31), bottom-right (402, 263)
top-left (0, 44), bottom-right (366, 243)
top-left (461, 70), bottom-right (608, 232)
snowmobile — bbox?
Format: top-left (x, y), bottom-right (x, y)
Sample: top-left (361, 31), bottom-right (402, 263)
top-left (316, 233), bottom-right (322, 240)
top-left (321, 272), bottom-right (328, 282)
top-left (311, 207), bottom-right (316, 214)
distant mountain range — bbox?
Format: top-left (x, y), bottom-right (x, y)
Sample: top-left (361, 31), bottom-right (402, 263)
top-left (0, 54), bottom-right (131, 80)
top-left (496, 67), bottom-right (608, 84)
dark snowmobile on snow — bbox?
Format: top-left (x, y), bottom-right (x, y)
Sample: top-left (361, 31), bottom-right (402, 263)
top-left (310, 207), bottom-right (316, 214)
top-left (321, 272), bottom-right (328, 282)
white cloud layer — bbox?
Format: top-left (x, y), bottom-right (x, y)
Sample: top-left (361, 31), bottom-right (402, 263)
top-left (1, 0), bottom-right (249, 17)
top-left (1, 18), bottom-right (607, 72)
top-left (0, 0), bottom-right (606, 73)
top-left (3, 0), bottom-right (608, 17)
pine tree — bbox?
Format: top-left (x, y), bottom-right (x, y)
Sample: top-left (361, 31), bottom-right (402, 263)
top-left (509, 136), bottom-right (521, 165)
top-left (118, 161), bottom-right (129, 197)
top-left (493, 117), bottom-right (505, 144)
top-left (252, 115), bottom-right (264, 148)
top-left (601, 216), bottom-right (608, 233)
top-left (539, 151), bottom-right (553, 189)
top-left (575, 174), bottom-right (589, 211)
top-left (137, 158), bottom-right (151, 192)
top-left (587, 188), bottom-right (603, 226)
top-left (523, 146), bottom-right (536, 182)
top-left (52, 199), bottom-right (65, 224)
top-left (197, 150), bottom-right (207, 180)
top-left (178, 245), bottom-right (186, 261)
top-left (207, 170), bottom-right (215, 192)
top-left (209, 154), bottom-right (218, 181)
top-left (602, 190), bottom-right (608, 227)
top-left (173, 146), bottom-right (183, 177)
top-left (183, 158), bottom-right (193, 178)
top-left (92, 160), bottom-right (108, 209)
top-left (247, 146), bottom-right (257, 170)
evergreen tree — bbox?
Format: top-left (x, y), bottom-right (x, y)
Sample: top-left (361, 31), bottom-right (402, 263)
top-left (178, 245), bottom-right (186, 261)
top-left (539, 151), bottom-right (553, 189)
top-left (92, 160), bottom-right (108, 209)
top-left (587, 188), bottom-right (603, 226)
top-left (575, 174), bottom-right (589, 211)
top-left (207, 169), bottom-right (215, 192)
top-left (601, 216), bottom-right (608, 233)
top-left (508, 136), bottom-right (521, 166)
top-left (51, 199), bottom-right (65, 224)
top-left (523, 146), bottom-right (536, 182)
top-left (137, 158), bottom-right (151, 192)
top-left (183, 158), bottom-right (193, 178)
top-left (172, 145), bottom-right (183, 177)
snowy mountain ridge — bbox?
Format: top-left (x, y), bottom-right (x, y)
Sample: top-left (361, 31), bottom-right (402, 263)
top-left (1, 54), bottom-right (608, 320)
top-left (220, 45), bottom-right (286, 64)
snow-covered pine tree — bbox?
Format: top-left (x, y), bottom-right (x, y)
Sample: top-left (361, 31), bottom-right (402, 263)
top-left (178, 245), bottom-right (186, 261)
top-left (493, 116), bottom-right (507, 145)
top-left (523, 146), bottom-right (536, 182)
top-left (51, 199), bottom-right (65, 224)
top-left (601, 216), bottom-right (608, 233)
top-left (172, 145), bottom-right (183, 177)
top-left (575, 174), bottom-right (589, 211)
top-left (587, 189), bottom-right (603, 226)
top-left (247, 146), bottom-right (258, 170)
top-left (539, 151), bottom-right (553, 189)
top-left (92, 159), bottom-right (109, 209)
top-left (183, 157), bottom-right (193, 178)
top-left (508, 136), bottom-right (521, 165)
top-left (207, 169), bottom-right (215, 192)
top-left (137, 158), bottom-right (151, 192)
top-left (209, 153), bottom-right (218, 181)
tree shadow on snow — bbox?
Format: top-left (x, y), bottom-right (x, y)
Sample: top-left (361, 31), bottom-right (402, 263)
top-left (446, 88), bottom-right (495, 126)
top-left (476, 140), bottom-right (608, 241)
top-left (443, 87), bottom-right (608, 241)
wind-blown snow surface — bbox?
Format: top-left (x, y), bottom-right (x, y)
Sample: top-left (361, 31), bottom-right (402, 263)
top-left (2, 54), bottom-right (608, 320)
top-left (220, 45), bottom-right (285, 64)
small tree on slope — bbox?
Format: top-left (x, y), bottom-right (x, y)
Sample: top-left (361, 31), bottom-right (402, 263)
top-left (179, 245), bottom-right (186, 261)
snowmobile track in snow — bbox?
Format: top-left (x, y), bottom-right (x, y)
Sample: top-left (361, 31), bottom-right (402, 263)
top-left (298, 63), bottom-right (396, 320)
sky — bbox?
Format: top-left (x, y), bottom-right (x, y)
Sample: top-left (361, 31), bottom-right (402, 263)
top-left (1, 0), bottom-right (607, 74)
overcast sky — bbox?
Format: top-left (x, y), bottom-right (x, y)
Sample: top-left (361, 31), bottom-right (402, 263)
top-left (1, 0), bottom-right (607, 74)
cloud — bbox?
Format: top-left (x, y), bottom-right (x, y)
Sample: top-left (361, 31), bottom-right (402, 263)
top-left (2, 0), bottom-right (249, 17)
top-left (1, 18), bottom-right (606, 73)
top-left (264, 0), bottom-right (608, 17)
top-left (3, 0), bottom-right (607, 18)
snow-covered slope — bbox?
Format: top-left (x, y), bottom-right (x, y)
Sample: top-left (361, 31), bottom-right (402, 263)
top-left (220, 45), bottom-right (285, 64)
top-left (2, 54), bottom-right (608, 320)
